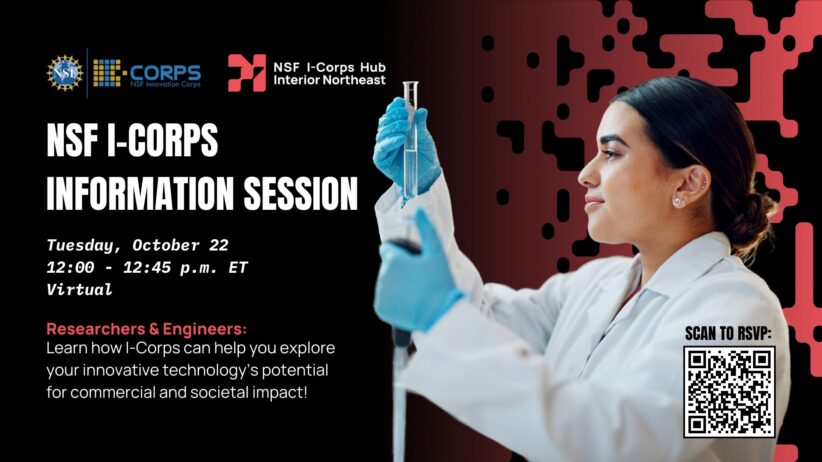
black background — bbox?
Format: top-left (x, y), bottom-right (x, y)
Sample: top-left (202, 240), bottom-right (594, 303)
top-left (23, 6), bottom-right (398, 459)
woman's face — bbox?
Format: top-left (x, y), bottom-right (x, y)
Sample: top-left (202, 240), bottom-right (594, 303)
top-left (577, 101), bottom-right (677, 246)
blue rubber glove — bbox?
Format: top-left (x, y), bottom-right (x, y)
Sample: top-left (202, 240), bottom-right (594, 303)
top-left (373, 97), bottom-right (442, 198)
top-left (374, 208), bottom-right (465, 332)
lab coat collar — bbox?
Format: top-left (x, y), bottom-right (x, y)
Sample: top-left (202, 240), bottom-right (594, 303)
top-left (596, 231), bottom-right (730, 298)
top-left (586, 231), bottom-right (730, 352)
top-left (642, 231), bottom-right (731, 298)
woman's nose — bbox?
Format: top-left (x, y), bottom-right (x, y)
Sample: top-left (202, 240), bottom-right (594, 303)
top-left (578, 156), bottom-right (599, 187)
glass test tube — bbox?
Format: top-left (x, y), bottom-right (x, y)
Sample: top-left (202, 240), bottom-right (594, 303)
top-left (403, 81), bottom-right (419, 200)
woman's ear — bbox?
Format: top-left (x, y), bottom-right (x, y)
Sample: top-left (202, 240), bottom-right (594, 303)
top-left (673, 166), bottom-right (711, 208)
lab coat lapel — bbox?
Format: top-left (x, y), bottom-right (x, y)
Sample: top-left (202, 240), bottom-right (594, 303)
top-left (585, 257), bottom-right (641, 351)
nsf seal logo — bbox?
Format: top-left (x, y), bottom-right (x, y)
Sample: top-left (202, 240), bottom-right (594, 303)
top-left (47, 55), bottom-right (83, 91)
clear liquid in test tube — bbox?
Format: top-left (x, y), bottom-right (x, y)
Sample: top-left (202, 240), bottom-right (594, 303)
top-left (403, 81), bottom-right (419, 200)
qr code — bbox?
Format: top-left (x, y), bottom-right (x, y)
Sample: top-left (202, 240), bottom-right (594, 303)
top-left (684, 346), bottom-right (775, 438)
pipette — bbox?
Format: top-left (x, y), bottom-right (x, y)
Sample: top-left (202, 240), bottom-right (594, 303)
top-left (390, 81), bottom-right (421, 462)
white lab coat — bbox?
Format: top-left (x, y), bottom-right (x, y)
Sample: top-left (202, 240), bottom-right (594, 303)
top-left (375, 174), bottom-right (791, 462)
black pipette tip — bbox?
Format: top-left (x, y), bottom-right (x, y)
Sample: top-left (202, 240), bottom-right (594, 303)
top-left (393, 329), bottom-right (412, 348)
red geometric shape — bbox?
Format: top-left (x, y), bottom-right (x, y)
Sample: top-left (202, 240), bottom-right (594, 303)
top-left (706, 0), bottom-right (822, 137)
top-left (755, 153), bottom-right (798, 224)
top-left (773, 443), bottom-right (798, 462)
top-left (782, 223), bottom-right (821, 377)
top-left (659, 34), bottom-right (737, 86)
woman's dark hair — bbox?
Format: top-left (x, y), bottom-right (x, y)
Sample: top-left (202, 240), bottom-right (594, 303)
top-left (611, 76), bottom-right (776, 264)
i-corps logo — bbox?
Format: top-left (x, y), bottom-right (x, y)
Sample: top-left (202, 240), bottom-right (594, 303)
top-left (47, 55), bottom-right (83, 91)
top-left (228, 54), bottom-right (266, 92)
top-left (93, 58), bottom-right (127, 87)
top-left (90, 56), bottom-right (202, 90)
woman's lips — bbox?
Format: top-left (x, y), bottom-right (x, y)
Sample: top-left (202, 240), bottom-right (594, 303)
top-left (584, 195), bottom-right (604, 212)
top-left (584, 201), bottom-right (603, 212)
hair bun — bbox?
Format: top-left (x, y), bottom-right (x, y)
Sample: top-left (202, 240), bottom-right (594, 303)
top-left (728, 192), bottom-right (777, 248)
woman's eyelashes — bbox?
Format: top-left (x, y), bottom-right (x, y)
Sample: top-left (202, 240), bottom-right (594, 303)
top-left (601, 149), bottom-right (620, 160)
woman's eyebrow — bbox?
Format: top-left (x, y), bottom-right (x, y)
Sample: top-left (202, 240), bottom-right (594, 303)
top-left (599, 134), bottom-right (630, 149)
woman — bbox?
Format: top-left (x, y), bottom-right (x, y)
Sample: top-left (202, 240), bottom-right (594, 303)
top-left (372, 77), bottom-right (790, 462)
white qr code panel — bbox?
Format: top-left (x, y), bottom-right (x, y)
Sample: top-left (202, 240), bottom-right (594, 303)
top-left (684, 346), bottom-right (775, 438)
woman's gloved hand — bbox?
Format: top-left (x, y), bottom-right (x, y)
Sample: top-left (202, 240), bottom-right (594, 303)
top-left (373, 97), bottom-right (442, 198)
top-left (374, 208), bottom-right (465, 332)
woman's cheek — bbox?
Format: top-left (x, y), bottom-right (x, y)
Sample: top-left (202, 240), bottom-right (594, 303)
top-left (621, 171), bottom-right (646, 195)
